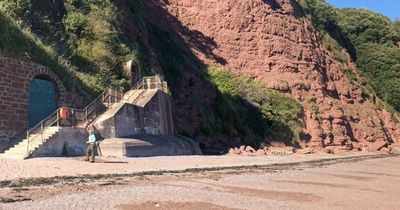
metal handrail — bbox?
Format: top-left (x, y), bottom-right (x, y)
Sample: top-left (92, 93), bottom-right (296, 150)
top-left (25, 89), bottom-right (123, 157)
top-left (83, 89), bottom-right (108, 111)
top-left (27, 108), bottom-right (60, 136)
top-left (124, 76), bottom-right (169, 102)
top-left (26, 110), bottom-right (60, 154)
top-left (23, 77), bottom-right (168, 157)
top-left (130, 79), bottom-right (144, 90)
top-left (125, 87), bottom-right (146, 103)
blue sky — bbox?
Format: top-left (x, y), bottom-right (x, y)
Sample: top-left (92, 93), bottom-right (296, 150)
top-left (326, 0), bottom-right (399, 20)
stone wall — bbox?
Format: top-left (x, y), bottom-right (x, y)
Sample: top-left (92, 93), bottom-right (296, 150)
top-left (100, 135), bottom-right (202, 157)
top-left (0, 57), bottom-right (84, 152)
top-left (31, 127), bottom-right (87, 157)
top-left (95, 90), bottom-right (174, 138)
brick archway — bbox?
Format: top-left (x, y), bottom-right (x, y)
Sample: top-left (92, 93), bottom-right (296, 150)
top-left (26, 67), bottom-right (67, 106)
top-left (0, 57), bottom-right (75, 151)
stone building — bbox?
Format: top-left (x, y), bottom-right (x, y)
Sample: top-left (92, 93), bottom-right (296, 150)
top-left (94, 76), bottom-right (174, 138)
top-left (0, 57), bottom-right (82, 152)
top-left (0, 59), bottom-right (200, 159)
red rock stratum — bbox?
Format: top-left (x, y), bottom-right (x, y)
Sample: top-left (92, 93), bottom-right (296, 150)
top-left (142, 0), bottom-right (399, 152)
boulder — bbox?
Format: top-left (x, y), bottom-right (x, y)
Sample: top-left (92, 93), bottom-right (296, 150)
top-left (296, 147), bottom-right (314, 155)
top-left (239, 145), bottom-right (246, 152)
top-left (368, 141), bottom-right (388, 152)
top-left (379, 147), bottom-right (392, 154)
top-left (245, 146), bottom-right (256, 153)
top-left (315, 148), bottom-right (332, 154)
top-left (228, 147), bottom-right (240, 155)
top-left (269, 141), bottom-right (286, 148)
top-left (255, 149), bottom-right (267, 156)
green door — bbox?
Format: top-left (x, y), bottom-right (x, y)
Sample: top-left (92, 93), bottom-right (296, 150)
top-left (28, 79), bottom-right (58, 127)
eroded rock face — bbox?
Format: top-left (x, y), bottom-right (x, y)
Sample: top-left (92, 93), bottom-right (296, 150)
top-left (142, 0), bottom-right (399, 151)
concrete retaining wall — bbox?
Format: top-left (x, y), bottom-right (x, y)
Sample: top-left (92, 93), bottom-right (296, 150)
top-left (32, 127), bottom-right (87, 157)
top-left (99, 134), bottom-right (202, 157)
top-left (96, 90), bottom-right (174, 139)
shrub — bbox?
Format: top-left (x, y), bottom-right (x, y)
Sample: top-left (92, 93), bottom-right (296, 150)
top-left (208, 67), bottom-right (304, 146)
top-left (0, 0), bottom-right (31, 19)
top-left (63, 12), bottom-right (87, 36)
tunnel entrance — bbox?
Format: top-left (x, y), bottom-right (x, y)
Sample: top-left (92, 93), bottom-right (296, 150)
top-left (28, 78), bottom-right (58, 127)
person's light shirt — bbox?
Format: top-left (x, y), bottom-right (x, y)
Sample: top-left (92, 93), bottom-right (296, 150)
top-left (88, 134), bottom-right (96, 144)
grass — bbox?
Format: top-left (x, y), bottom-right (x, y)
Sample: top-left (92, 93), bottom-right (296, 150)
top-left (0, 0), bottom-right (146, 98)
top-left (0, 12), bottom-right (94, 98)
top-left (207, 67), bottom-right (304, 147)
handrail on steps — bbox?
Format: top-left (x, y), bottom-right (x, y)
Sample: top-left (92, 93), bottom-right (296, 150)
top-left (124, 75), bottom-right (169, 102)
top-left (25, 89), bottom-right (123, 157)
top-left (23, 75), bottom-right (167, 157)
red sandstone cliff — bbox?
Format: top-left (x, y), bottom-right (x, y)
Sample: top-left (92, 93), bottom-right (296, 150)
top-left (140, 0), bottom-right (399, 152)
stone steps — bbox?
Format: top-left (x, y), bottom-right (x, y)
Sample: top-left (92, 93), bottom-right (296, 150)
top-left (0, 127), bottom-right (60, 159)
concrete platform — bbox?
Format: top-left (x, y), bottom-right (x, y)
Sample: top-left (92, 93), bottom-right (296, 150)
top-left (99, 134), bottom-right (202, 157)
top-left (31, 127), bottom-right (87, 158)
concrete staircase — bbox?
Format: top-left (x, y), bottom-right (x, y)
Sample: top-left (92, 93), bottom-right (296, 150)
top-left (123, 89), bottom-right (147, 104)
top-left (123, 89), bottom-right (159, 107)
top-left (0, 77), bottom-right (167, 159)
top-left (0, 127), bottom-right (60, 159)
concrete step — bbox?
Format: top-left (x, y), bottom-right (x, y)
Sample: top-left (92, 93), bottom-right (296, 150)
top-left (8, 135), bottom-right (54, 150)
top-left (0, 127), bottom-right (60, 159)
top-left (4, 143), bottom-right (41, 151)
top-left (0, 154), bottom-right (26, 160)
top-left (5, 140), bottom-right (46, 153)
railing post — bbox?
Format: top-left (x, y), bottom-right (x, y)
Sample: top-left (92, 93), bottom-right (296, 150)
top-left (26, 131), bottom-right (29, 155)
top-left (57, 109), bottom-right (60, 127)
top-left (109, 90), bottom-right (111, 106)
top-left (41, 123), bottom-right (44, 143)
top-left (71, 108), bottom-right (75, 128)
top-left (85, 109), bottom-right (88, 125)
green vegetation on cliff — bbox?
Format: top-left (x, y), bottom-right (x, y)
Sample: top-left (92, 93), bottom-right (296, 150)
top-left (297, 0), bottom-right (400, 113)
top-left (208, 67), bottom-right (304, 147)
top-left (0, 11), bottom-right (93, 98)
top-left (0, 0), bottom-right (140, 96)
top-left (0, 0), bottom-right (398, 150)
top-left (338, 9), bottom-right (400, 112)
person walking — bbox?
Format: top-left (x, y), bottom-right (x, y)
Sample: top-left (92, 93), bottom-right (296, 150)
top-left (85, 128), bottom-right (97, 162)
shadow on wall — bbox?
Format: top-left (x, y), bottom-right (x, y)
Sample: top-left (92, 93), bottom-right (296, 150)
top-left (117, 0), bottom-right (302, 154)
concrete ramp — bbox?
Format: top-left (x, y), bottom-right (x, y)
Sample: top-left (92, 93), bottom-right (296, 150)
top-left (124, 89), bottom-right (158, 107)
top-left (97, 89), bottom-right (158, 126)
top-left (99, 134), bottom-right (202, 157)
top-left (94, 102), bottom-right (125, 125)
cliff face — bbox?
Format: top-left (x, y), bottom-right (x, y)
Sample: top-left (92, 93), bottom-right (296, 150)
top-left (4, 0), bottom-right (397, 152)
top-left (141, 0), bottom-right (399, 152)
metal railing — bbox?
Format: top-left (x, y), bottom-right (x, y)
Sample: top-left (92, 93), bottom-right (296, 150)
top-left (124, 75), bottom-right (170, 103)
top-left (23, 76), bottom-right (168, 157)
top-left (25, 89), bottom-right (123, 156)
top-left (131, 75), bottom-right (168, 91)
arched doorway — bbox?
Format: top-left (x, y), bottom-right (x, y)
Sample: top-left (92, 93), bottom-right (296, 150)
top-left (124, 59), bottom-right (141, 86)
top-left (28, 78), bottom-right (58, 127)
